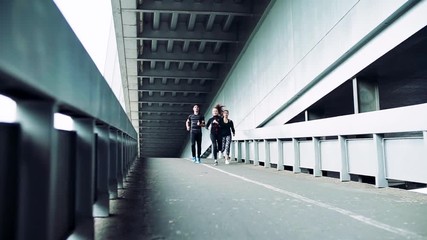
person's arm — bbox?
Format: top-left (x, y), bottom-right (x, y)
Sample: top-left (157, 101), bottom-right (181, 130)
top-left (199, 116), bottom-right (205, 127)
top-left (205, 117), bottom-right (211, 129)
top-left (186, 115), bottom-right (191, 131)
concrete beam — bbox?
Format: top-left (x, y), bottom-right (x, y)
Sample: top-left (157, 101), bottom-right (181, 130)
top-left (139, 65), bottom-right (218, 80)
top-left (131, 0), bottom-right (253, 16)
top-left (139, 78), bottom-right (212, 92)
top-left (138, 92), bottom-right (207, 104)
top-left (138, 45), bottom-right (228, 63)
top-left (135, 22), bottom-right (238, 43)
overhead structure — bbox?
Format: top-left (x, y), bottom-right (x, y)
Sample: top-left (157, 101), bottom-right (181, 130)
top-left (112, 0), bottom-right (272, 157)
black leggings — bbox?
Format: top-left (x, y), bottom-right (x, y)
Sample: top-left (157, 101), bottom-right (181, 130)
top-left (210, 133), bottom-right (222, 159)
top-left (191, 132), bottom-right (202, 158)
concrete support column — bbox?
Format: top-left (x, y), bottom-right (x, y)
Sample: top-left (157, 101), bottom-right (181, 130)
top-left (276, 139), bottom-right (284, 171)
top-left (254, 140), bottom-right (259, 166)
top-left (0, 123), bottom-right (20, 240)
top-left (352, 77), bottom-right (380, 113)
top-left (374, 134), bottom-right (388, 188)
top-left (16, 101), bottom-right (57, 240)
top-left (244, 140), bottom-right (250, 164)
top-left (264, 140), bottom-right (270, 168)
top-left (292, 138), bottom-right (301, 173)
top-left (237, 141), bottom-right (242, 163)
top-left (338, 135), bottom-right (350, 182)
top-left (424, 131), bottom-right (427, 155)
top-left (0, 124), bottom-right (19, 238)
top-left (93, 125), bottom-right (110, 217)
top-left (108, 129), bottom-right (118, 199)
top-left (313, 137), bottom-right (322, 177)
top-left (70, 118), bottom-right (95, 240)
top-left (117, 132), bottom-right (124, 189)
top-left (231, 140), bottom-right (236, 162)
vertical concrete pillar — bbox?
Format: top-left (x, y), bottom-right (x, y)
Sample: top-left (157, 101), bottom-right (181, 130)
top-left (244, 140), bottom-right (250, 164)
top-left (93, 125), bottom-right (110, 217)
top-left (292, 138), bottom-right (301, 173)
top-left (237, 141), bottom-right (242, 163)
top-left (352, 77), bottom-right (380, 113)
top-left (16, 101), bottom-right (57, 240)
top-left (313, 137), bottom-right (322, 177)
top-left (338, 135), bottom-right (350, 182)
top-left (254, 140), bottom-right (259, 166)
top-left (117, 132), bottom-right (124, 189)
top-left (276, 139), bottom-right (284, 171)
top-left (374, 134), bottom-right (388, 188)
top-left (0, 123), bottom-right (20, 240)
top-left (424, 131), bottom-right (427, 154)
top-left (264, 140), bottom-right (270, 168)
top-left (109, 129), bottom-right (118, 199)
top-left (70, 118), bottom-right (95, 239)
top-left (231, 140), bottom-right (236, 162)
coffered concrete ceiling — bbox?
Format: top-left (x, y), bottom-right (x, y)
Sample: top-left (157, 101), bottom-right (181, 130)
top-left (112, 0), bottom-right (271, 157)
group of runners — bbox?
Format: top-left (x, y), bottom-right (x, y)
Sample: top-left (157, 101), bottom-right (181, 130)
top-left (185, 104), bottom-right (235, 166)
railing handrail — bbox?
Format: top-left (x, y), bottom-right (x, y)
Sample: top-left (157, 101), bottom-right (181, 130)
top-left (234, 103), bottom-right (427, 141)
top-left (0, 1), bottom-right (137, 139)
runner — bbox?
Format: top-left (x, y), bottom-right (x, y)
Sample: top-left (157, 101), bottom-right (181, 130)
top-left (186, 104), bottom-right (205, 163)
top-left (205, 104), bottom-right (224, 166)
top-left (221, 109), bottom-right (235, 164)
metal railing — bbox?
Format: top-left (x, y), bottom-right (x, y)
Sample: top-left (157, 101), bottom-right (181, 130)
top-left (0, 1), bottom-right (138, 240)
top-left (231, 103), bottom-right (427, 188)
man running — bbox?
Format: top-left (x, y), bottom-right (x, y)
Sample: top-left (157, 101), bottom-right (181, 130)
top-left (186, 104), bottom-right (205, 163)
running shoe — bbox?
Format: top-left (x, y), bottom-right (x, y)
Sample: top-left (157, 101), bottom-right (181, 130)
top-left (196, 157), bottom-right (201, 164)
top-left (225, 159), bottom-right (230, 165)
top-left (214, 160), bottom-right (218, 166)
top-left (192, 157), bottom-right (196, 163)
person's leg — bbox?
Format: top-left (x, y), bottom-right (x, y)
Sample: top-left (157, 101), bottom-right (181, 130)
top-left (210, 133), bottom-right (217, 160)
top-left (190, 132), bottom-right (196, 162)
top-left (224, 135), bottom-right (231, 163)
top-left (196, 132), bottom-right (202, 163)
top-left (217, 134), bottom-right (223, 159)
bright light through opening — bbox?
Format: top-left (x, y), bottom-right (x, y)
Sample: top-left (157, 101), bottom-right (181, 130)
top-left (54, 113), bottom-right (74, 131)
top-left (0, 94), bottom-right (17, 123)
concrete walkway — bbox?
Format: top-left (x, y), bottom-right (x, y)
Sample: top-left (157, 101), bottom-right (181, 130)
top-left (95, 158), bottom-right (427, 240)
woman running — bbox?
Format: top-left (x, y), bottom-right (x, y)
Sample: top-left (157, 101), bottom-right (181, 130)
top-left (205, 104), bottom-right (223, 166)
top-left (221, 109), bottom-right (235, 164)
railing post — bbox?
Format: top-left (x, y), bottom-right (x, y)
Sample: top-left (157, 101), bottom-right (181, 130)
top-left (313, 137), bottom-right (322, 177)
top-left (93, 125), bottom-right (110, 217)
top-left (237, 141), bottom-right (242, 163)
top-left (292, 138), bottom-right (301, 173)
top-left (244, 140), bottom-right (250, 164)
top-left (277, 139), bottom-right (284, 171)
top-left (374, 134), bottom-right (388, 188)
top-left (117, 132), bottom-right (124, 189)
top-left (109, 129), bottom-right (118, 199)
top-left (70, 118), bottom-right (95, 239)
top-left (231, 140), bottom-right (236, 162)
top-left (264, 140), bottom-right (270, 168)
top-left (338, 135), bottom-right (350, 182)
top-left (0, 123), bottom-right (20, 240)
top-left (15, 101), bottom-right (57, 240)
top-left (254, 140), bottom-right (259, 166)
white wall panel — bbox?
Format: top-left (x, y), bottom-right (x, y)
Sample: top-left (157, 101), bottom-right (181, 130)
top-left (299, 140), bottom-right (314, 169)
top-left (347, 139), bottom-right (376, 176)
top-left (258, 141), bottom-right (265, 162)
top-left (283, 141), bottom-right (294, 166)
top-left (385, 138), bottom-right (427, 183)
top-left (319, 140), bottom-right (340, 172)
top-left (269, 141), bottom-right (278, 164)
top-left (248, 141), bottom-right (255, 160)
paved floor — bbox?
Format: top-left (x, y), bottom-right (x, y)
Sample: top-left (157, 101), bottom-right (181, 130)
top-left (95, 158), bottom-right (427, 240)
